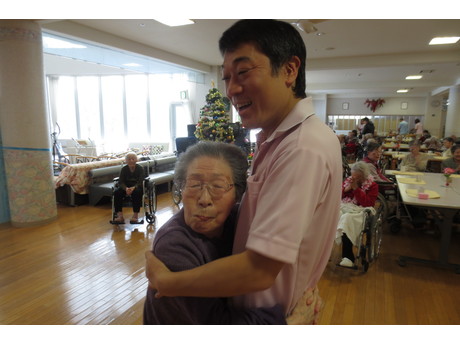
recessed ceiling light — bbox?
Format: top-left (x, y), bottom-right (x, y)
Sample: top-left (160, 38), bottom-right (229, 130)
top-left (154, 19), bottom-right (195, 27)
top-left (397, 89), bottom-right (409, 93)
top-left (429, 36), bottom-right (460, 45)
top-left (406, 75), bottom-right (422, 80)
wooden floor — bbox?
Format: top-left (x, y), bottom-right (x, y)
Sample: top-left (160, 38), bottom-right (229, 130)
top-left (1, 192), bottom-right (459, 325)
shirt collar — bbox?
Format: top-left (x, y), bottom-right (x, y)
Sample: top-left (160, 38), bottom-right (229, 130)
top-left (256, 97), bottom-right (315, 145)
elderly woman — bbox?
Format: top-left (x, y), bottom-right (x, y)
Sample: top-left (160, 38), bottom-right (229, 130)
top-left (363, 142), bottom-right (392, 183)
top-left (143, 141), bottom-right (289, 324)
top-left (436, 137), bottom-right (455, 158)
top-left (337, 161), bottom-right (378, 267)
top-left (441, 144), bottom-right (460, 174)
top-left (113, 152), bottom-right (145, 223)
top-left (425, 136), bottom-right (442, 151)
top-left (400, 140), bottom-right (429, 172)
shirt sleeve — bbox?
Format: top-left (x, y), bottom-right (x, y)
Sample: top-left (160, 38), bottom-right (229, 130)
top-left (118, 166), bottom-right (128, 190)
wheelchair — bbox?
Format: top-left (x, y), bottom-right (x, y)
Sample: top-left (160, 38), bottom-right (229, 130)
top-left (109, 176), bottom-right (157, 225)
top-left (338, 200), bottom-right (384, 273)
top-left (171, 181), bottom-right (182, 207)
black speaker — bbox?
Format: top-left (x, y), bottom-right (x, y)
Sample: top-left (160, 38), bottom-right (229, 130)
top-left (187, 124), bottom-right (197, 137)
top-left (176, 136), bottom-right (198, 154)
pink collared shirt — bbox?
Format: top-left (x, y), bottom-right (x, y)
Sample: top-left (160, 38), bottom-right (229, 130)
top-left (232, 97), bottom-right (342, 315)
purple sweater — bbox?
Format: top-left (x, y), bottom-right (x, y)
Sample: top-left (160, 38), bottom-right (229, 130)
top-left (143, 208), bottom-right (286, 324)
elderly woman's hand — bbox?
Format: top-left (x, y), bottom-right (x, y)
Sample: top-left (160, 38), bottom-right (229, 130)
top-left (145, 250), bottom-right (171, 297)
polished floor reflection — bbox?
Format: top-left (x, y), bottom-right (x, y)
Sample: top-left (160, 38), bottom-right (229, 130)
top-left (0, 192), bottom-right (178, 325)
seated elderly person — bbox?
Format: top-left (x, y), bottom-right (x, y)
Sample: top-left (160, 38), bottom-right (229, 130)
top-left (337, 161), bottom-right (379, 267)
top-left (143, 141), bottom-right (315, 324)
top-left (362, 142), bottom-right (392, 183)
top-left (441, 144), bottom-right (460, 174)
top-left (400, 140), bottom-right (429, 172)
top-left (425, 136), bottom-right (442, 151)
top-left (436, 137), bottom-right (455, 158)
top-left (113, 152), bottom-right (145, 223)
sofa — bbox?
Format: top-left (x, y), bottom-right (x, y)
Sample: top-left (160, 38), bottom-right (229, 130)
top-left (88, 154), bottom-right (176, 206)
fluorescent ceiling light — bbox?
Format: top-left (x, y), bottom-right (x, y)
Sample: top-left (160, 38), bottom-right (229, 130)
top-left (429, 37), bottom-right (460, 45)
top-left (154, 19), bottom-right (195, 27)
top-left (397, 89), bottom-right (409, 93)
top-left (43, 36), bottom-right (86, 49)
top-left (123, 63), bottom-right (142, 67)
top-left (406, 75), bottom-right (422, 80)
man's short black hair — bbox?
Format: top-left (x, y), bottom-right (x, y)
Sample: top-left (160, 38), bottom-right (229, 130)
top-left (219, 19), bottom-right (307, 99)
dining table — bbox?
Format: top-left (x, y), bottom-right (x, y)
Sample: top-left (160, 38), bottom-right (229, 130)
top-left (393, 172), bottom-right (460, 273)
top-left (382, 151), bottom-right (448, 171)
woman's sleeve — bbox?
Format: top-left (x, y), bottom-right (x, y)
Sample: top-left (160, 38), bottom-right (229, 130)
top-left (353, 183), bottom-right (379, 207)
top-left (118, 166), bottom-right (127, 190)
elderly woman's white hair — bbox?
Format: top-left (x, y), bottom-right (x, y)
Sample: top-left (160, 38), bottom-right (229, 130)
top-left (125, 152), bottom-right (138, 160)
top-left (351, 161), bottom-right (370, 179)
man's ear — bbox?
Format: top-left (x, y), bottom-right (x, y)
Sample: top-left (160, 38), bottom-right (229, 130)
top-left (284, 56), bottom-right (301, 88)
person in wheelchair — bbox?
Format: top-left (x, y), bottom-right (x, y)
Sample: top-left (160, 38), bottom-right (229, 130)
top-left (337, 161), bottom-right (378, 267)
top-left (113, 152), bottom-right (146, 223)
top-left (363, 142), bottom-right (392, 183)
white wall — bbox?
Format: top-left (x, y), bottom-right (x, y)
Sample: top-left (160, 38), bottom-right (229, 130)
top-left (324, 95), bottom-right (446, 137)
top-left (326, 97), bottom-right (426, 116)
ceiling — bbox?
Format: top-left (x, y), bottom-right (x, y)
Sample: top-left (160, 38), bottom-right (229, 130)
top-left (41, 19), bottom-right (460, 98)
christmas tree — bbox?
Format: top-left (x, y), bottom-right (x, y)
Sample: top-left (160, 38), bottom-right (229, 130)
top-left (194, 87), bottom-right (234, 143)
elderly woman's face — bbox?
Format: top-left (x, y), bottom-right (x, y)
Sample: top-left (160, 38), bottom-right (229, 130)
top-left (409, 145), bottom-right (420, 155)
top-left (367, 148), bottom-right (381, 162)
top-left (126, 154), bottom-right (137, 167)
top-left (443, 140), bottom-right (453, 149)
top-left (182, 156), bottom-right (236, 238)
top-left (351, 170), bottom-right (365, 185)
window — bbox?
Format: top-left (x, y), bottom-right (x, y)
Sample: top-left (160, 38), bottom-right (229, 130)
top-left (76, 76), bottom-right (101, 143)
top-left (101, 76), bottom-right (125, 152)
top-left (54, 76), bottom-right (77, 139)
top-left (47, 73), bottom-right (197, 154)
top-left (125, 75), bottom-right (149, 141)
top-left (43, 32), bottom-right (205, 155)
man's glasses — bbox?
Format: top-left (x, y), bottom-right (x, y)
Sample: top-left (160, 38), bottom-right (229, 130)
top-left (182, 179), bottom-right (234, 199)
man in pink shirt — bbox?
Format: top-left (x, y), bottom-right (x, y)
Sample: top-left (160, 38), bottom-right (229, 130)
top-left (145, 19), bottom-right (342, 323)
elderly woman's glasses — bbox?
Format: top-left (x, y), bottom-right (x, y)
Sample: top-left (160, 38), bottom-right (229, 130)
top-left (183, 178), bottom-right (234, 199)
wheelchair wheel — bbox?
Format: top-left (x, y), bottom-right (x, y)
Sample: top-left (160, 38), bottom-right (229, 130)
top-left (144, 181), bottom-right (156, 224)
top-left (171, 182), bottom-right (182, 206)
top-left (376, 193), bottom-right (388, 222)
top-left (369, 211), bottom-right (383, 261)
top-left (359, 245), bottom-right (369, 272)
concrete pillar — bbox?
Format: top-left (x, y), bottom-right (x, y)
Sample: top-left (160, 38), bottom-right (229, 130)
top-left (445, 85), bottom-right (460, 138)
top-left (0, 20), bottom-right (57, 227)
